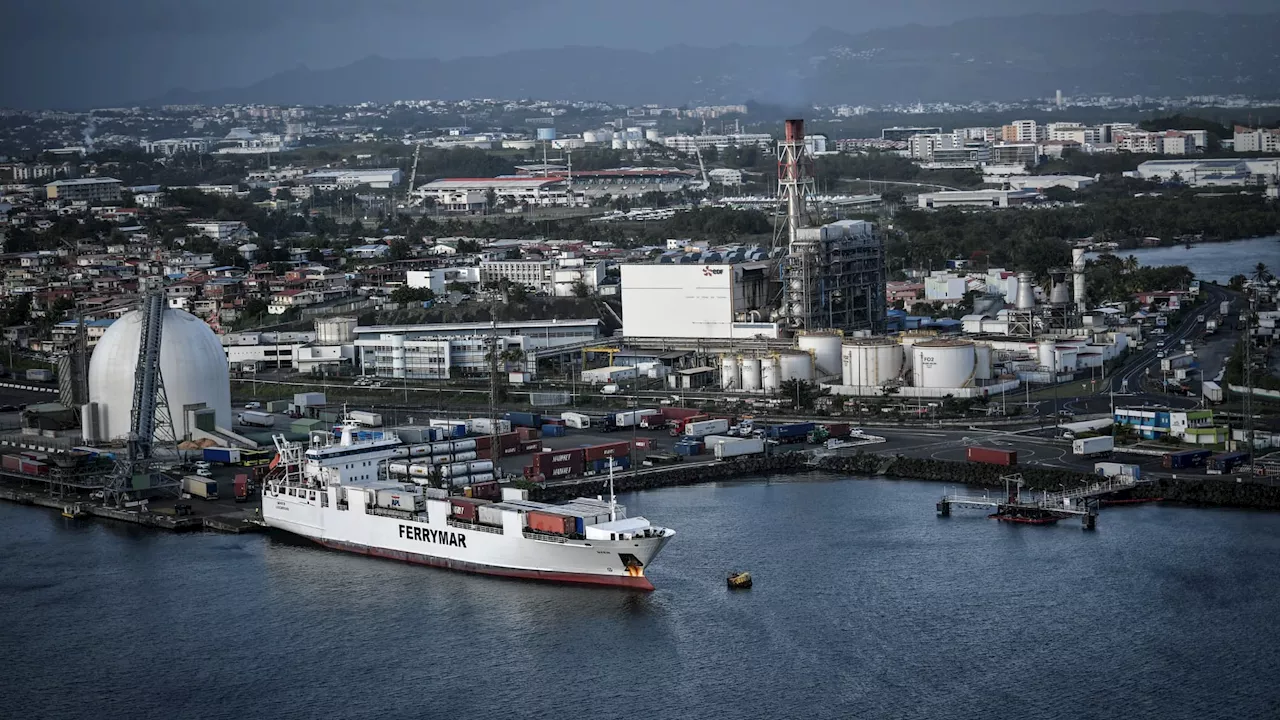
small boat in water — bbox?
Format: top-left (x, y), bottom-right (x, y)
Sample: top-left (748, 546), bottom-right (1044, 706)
top-left (727, 571), bottom-right (752, 589)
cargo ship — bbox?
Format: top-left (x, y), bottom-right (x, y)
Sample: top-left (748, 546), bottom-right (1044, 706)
top-left (261, 420), bottom-right (675, 590)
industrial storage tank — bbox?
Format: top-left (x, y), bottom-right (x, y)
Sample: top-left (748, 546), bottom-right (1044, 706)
top-left (721, 355), bottom-right (740, 390)
top-left (644, 128), bottom-right (662, 142)
top-left (1037, 340), bottom-right (1057, 371)
top-left (1057, 348), bottom-right (1079, 372)
top-left (778, 352), bottom-right (814, 383)
top-left (88, 307), bottom-right (231, 441)
top-left (761, 357), bottom-right (781, 392)
top-left (315, 316), bottom-right (357, 345)
top-left (798, 332), bottom-right (842, 379)
top-left (841, 340), bottom-right (904, 387)
top-left (611, 138), bottom-right (627, 150)
top-left (583, 130), bottom-right (607, 144)
top-left (912, 340), bottom-right (977, 388)
top-left (974, 343), bottom-right (993, 380)
top-left (899, 333), bottom-right (936, 372)
top-left (740, 357), bottom-right (762, 392)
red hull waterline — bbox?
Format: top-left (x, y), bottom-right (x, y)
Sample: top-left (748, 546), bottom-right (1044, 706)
top-left (315, 538), bottom-right (656, 591)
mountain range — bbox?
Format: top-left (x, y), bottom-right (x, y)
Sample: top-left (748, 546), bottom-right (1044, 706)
top-left (153, 12), bottom-right (1280, 107)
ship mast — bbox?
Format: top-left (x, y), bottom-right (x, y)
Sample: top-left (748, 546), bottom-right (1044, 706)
top-left (608, 459), bottom-right (617, 522)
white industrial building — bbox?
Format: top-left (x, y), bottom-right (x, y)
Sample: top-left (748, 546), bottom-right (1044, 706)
top-left (142, 137), bottom-right (215, 155)
top-left (415, 177), bottom-right (568, 210)
top-left (478, 258), bottom-right (606, 297)
top-left (662, 133), bottom-right (773, 153)
top-left (303, 168), bottom-right (402, 188)
top-left (923, 271), bottom-right (968, 304)
top-left (1008, 175), bottom-right (1095, 192)
top-left (621, 262), bottom-right (779, 339)
top-left (1133, 158), bottom-right (1280, 186)
top-left (406, 267), bottom-right (482, 294)
top-left (221, 329), bottom-right (319, 370)
top-left (917, 189), bottom-right (1040, 209)
top-left (352, 319), bottom-right (601, 379)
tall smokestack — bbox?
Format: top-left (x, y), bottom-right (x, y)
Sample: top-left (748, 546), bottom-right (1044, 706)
top-left (1015, 271), bottom-right (1036, 310)
top-left (780, 119), bottom-right (808, 248)
top-left (1071, 248), bottom-right (1087, 309)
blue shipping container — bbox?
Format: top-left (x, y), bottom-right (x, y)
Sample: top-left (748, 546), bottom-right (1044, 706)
top-left (767, 423), bottom-right (815, 440)
top-left (592, 456), bottom-right (631, 473)
top-left (504, 411), bottom-right (542, 428)
top-left (202, 447), bottom-right (235, 463)
top-left (540, 424), bottom-right (566, 437)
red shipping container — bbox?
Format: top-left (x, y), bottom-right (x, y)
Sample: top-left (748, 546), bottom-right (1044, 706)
top-left (527, 510), bottom-right (575, 535)
top-left (520, 440), bottom-right (541, 453)
top-left (497, 432), bottom-right (520, 449)
top-left (516, 427), bottom-right (542, 441)
top-left (584, 441), bottom-right (631, 462)
top-left (449, 497), bottom-right (489, 522)
top-left (532, 449), bottom-right (584, 474)
top-left (543, 418), bottom-right (566, 426)
top-left (466, 481), bottom-right (501, 501)
top-left (2, 454), bottom-right (21, 471)
top-left (824, 423), bottom-right (851, 438)
top-left (633, 437), bottom-right (655, 450)
top-left (474, 435), bottom-right (493, 452)
top-left (966, 447), bottom-right (1017, 466)
top-left (502, 444), bottom-right (522, 457)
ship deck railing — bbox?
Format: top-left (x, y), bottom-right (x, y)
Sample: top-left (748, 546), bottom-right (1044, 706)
top-left (448, 517), bottom-right (503, 534)
top-left (367, 506), bottom-right (426, 521)
top-left (522, 530), bottom-right (569, 543)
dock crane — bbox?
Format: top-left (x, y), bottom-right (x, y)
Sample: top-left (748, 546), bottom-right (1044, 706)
top-left (690, 144), bottom-right (711, 192)
top-left (404, 142), bottom-right (423, 207)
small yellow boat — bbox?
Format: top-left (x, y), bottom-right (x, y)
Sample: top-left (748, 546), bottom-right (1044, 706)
top-left (61, 503), bottom-right (88, 519)
top-left (727, 571), bottom-right (752, 589)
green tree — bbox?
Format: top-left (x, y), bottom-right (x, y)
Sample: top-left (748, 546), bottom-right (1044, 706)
top-left (390, 286), bottom-right (435, 304)
top-left (389, 238), bottom-right (412, 260)
top-left (571, 281), bottom-right (590, 298)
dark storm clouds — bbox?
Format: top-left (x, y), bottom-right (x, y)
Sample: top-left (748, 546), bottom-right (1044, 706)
top-left (2, 0), bottom-right (1274, 108)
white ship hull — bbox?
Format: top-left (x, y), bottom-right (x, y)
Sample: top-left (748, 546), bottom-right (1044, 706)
top-left (263, 484), bottom-right (672, 590)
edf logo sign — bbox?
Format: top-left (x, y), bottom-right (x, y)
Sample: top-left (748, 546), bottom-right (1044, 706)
top-left (702, 266), bottom-right (724, 277)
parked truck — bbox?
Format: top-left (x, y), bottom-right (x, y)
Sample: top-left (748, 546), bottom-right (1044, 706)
top-left (202, 446), bottom-right (241, 464)
top-left (1207, 451), bottom-right (1250, 475)
top-left (603, 409), bottom-right (659, 432)
top-left (1094, 462), bottom-right (1141, 482)
top-left (666, 414), bottom-right (710, 436)
top-left (1202, 380), bottom-right (1223, 403)
top-left (684, 418), bottom-right (731, 438)
top-left (182, 475), bottom-right (218, 500)
top-left (765, 422), bottom-right (816, 444)
top-left (237, 410), bottom-right (274, 428)
top-left (1220, 300), bottom-right (1231, 316)
top-left (348, 410), bottom-right (383, 427)
top-left (560, 412), bottom-right (591, 429)
top-left (714, 436), bottom-right (766, 460)
top-left (1205, 317), bottom-right (1218, 334)
top-left (25, 368), bottom-right (54, 383)
top-left (1072, 436), bottom-right (1115, 458)
top-left (1160, 352), bottom-right (1195, 373)
top-left (966, 447), bottom-right (1017, 466)
top-left (639, 407), bottom-right (702, 430)
top-left (233, 474), bottom-right (250, 503)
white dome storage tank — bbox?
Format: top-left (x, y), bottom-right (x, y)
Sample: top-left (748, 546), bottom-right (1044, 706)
top-left (1037, 340), bottom-right (1056, 371)
top-left (611, 138), bottom-right (627, 150)
top-left (899, 333), bottom-right (935, 372)
top-left (740, 357), bottom-right (762, 392)
top-left (761, 357), bottom-right (781, 392)
top-left (315, 316), bottom-right (357, 345)
top-left (912, 340), bottom-right (977, 388)
top-left (721, 355), bottom-right (740, 390)
top-left (974, 343), bottom-right (993, 380)
top-left (798, 332), bottom-right (842, 378)
top-left (778, 352), bottom-right (814, 383)
top-left (841, 340), bottom-right (904, 387)
top-left (583, 130), bottom-right (605, 144)
top-left (88, 307), bottom-right (232, 441)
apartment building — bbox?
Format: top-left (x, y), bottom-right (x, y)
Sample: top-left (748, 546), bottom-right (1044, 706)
top-left (1234, 126), bottom-right (1280, 153)
top-left (45, 177), bottom-right (122, 204)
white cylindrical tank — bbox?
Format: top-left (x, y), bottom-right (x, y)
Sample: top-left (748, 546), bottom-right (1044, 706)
top-left (912, 340), bottom-right (977, 388)
top-left (611, 138), bottom-right (626, 150)
top-left (452, 451), bottom-right (477, 462)
top-left (974, 343), bottom-right (993, 380)
top-left (465, 473), bottom-right (496, 485)
top-left (429, 454), bottom-right (452, 465)
top-left (778, 352), bottom-right (813, 383)
top-left (430, 441), bottom-right (452, 455)
top-left (583, 130), bottom-right (605, 144)
top-left (645, 128), bottom-right (662, 142)
top-left (721, 355), bottom-right (740, 390)
top-left (1016, 271), bottom-right (1037, 310)
top-left (900, 334), bottom-right (935, 372)
top-left (388, 462), bottom-right (410, 476)
top-left (409, 444), bottom-right (430, 457)
top-left (798, 333), bottom-right (842, 378)
top-left (1038, 340), bottom-right (1056, 371)
top-left (88, 307), bottom-right (231, 441)
top-left (468, 460), bottom-right (495, 474)
top-left (81, 402), bottom-right (98, 443)
top-left (740, 357), bottom-right (762, 392)
top-left (315, 316), bottom-right (358, 345)
top-left (841, 340), bottom-right (905, 386)
top-left (451, 439), bottom-right (477, 453)
top-left (392, 446), bottom-right (410, 458)
top-left (408, 464), bottom-right (432, 478)
top-left (442, 462), bottom-right (471, 479)
top-left (761, 357), bottom-right (781, 392)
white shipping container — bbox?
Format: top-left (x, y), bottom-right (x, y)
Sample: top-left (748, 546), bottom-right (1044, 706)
top-left (477, 504), bottom-right (508, 526)
top-left (468, 418), bottom-right (512, 435)
top-left (376, 489), bottom-right (421, 511)
top-left (182, 476), bottom-right (217, 498)
top-left (714, 437), bottom-right (766, 459)
top-left (349, 411), bottom-right (383, 427)
top-left (613, 409), bottom-right (660, 427)
top-left (388, 462), bottom-right (410, 476)
top-left (582, 366), bottom-right (638, 384)
top-left (1072, 436), bottom-right (1114, 456)
top-left (1202, 381), bottom-right (1223, 403)
top-left (685, 418), bottom-right (730, 438)
top-left (561, 412), bottom-right (591, 429)
top-left (451, 439), bottom-right (477, 452)
top-left (294, 392), bottom-right (326, 407)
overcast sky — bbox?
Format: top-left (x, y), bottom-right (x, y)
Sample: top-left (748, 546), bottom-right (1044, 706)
top-left (3, 0), bottom-right (1275, 108)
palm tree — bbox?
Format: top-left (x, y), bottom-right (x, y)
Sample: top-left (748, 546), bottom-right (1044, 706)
top-left (1122, 255), bottom-right (1140, 275)
top-left (1252, 263), bottom-right (1271, 284)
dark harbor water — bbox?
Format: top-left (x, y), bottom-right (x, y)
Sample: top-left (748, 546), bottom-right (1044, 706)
top-left (4, 473), bottom-right (1280, 719)
top-left (1086, 235), bottom-right (1280, 283)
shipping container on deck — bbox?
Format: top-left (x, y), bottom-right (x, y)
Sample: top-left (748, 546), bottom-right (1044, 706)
top-left (561, 412), bottom-right (591, 429)
top-left (714, 437), bottom-right (766, 459)
top-left (504, 411), bottom-right (542, 428)
top-left (19, 459), bottom-right (48, 476)
top-left (448, 497), bottom-right (489, 522)
top-left (476, 501), bottom-right (510, 526)
top-left (376, 489), bottom-right (421, 512)
top-left (633, 437), bottom-right (655, 450)
top-left (540, 424), bottom-right (566, 438)
top-left (2, 454), bottom-right (21, 472)
top-left (684, 418), bottom-right (731, 438)
top-left (182, 475), bottom-right (218, 499)
top-left (527, 510), bottom-right (576, 536)
top-left (966, 447), bottom-right (1017, 466)
top-left (590, 456), bottom-right (631, 473)
top-left (1162, 448), bottom-right (1212, 469)
top-left (516, 426), bottom-right (542, 442)
top-left (584, 441), bottom-right (631, 462)
top-left (429, 420), bottom-right (466, 438)
top-left (233, 475), bottom-right (249, 502)
top-left (467, 418), bottom-right (512, 435)
top-left (349, 411), bottom-right (383, 427)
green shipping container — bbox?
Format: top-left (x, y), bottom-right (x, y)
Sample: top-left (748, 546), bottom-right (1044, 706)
top-left (266, 400), bottom-right (290, 413)
top-left (291, 418), bottom-right (325, 434)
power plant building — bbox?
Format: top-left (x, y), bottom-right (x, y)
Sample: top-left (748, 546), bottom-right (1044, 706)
top-left (621, 262), bottom-right (778, 339)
